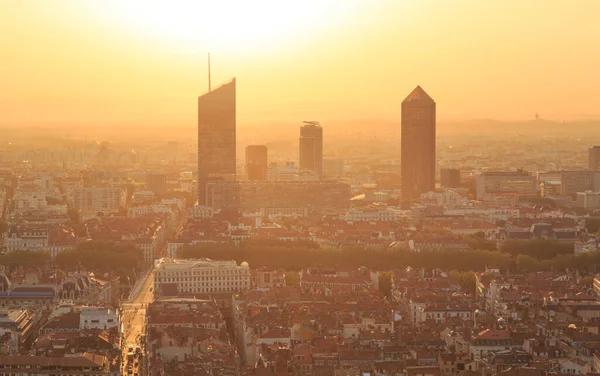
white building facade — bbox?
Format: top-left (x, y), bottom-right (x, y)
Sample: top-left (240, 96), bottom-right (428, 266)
top-left (153, 258), bottom-right (251, 296)
top-left (79, 307), bottom-right (119, 330)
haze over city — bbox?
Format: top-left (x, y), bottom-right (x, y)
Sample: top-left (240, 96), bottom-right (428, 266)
top-left (3, 0), bottom-right (600, 128)
top-left (4, 2), bottom-right (600, 376)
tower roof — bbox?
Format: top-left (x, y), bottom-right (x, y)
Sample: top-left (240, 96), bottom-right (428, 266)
top-left (403, 85), bottom-right (434, 103)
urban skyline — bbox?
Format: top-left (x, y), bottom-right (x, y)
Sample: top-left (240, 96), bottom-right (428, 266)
top-left (5, 2), bottom-right (600, 376)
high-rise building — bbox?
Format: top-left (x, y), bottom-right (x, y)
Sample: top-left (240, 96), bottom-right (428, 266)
top-left (147, 170), bottom-right (167, 197)
top-left (197, 78), bottom-right (236, 205)
top-left (245, 145), bottom-right (268, 181)
top-left (299, 121), bottom-right (323, 176)
top-left (440, 168), bottom-right (461, 188)
top-left (560, 170), bottom-right (600, 198)
top-left (401, 86), bottom-right (436, 207)
top-left (589, 146), bottom-right (600, 170)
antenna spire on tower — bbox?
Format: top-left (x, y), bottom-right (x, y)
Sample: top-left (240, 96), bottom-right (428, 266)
top-left (208, 52), bottom-right (211, 92)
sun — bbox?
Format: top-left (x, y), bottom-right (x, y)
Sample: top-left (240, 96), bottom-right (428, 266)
top-left (95, 0), bottom-right (363, 54)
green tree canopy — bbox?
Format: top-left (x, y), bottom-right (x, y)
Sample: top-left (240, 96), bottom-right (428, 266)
top-left (0, 250), bottom-right (51, 270)
top-left (500, 239), bottom-right (573, 260)
top-left (0, 220), bottom-right (9, 234)
top-left (55, 241), bottom-right (143, 280)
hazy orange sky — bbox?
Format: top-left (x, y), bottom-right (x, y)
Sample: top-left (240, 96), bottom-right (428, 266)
top-left (2, 0), bottom-right (600, 127)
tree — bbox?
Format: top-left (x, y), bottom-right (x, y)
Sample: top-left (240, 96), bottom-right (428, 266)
top-left (500, 239), bottom-right (572, 260)
top-left (449, 270), bottom-right (476, 295)
top-left (587, 218), bottom-right (600, 234)
top-left (67, 208), bottom-right (80, 224)
top-left (179, 243), bottom-right (513, 272)
top-left (285, 271), bottom-right (300, 285)
top-left (516, 254), bottom-right (542, 273)
top-left (466, 236), bottom-right (497, 251)
top-left (0, 220), bottom-right (9, 234)
top-left (55, 241), bottom-right (143, 281)
top-left (378, 272), bottom-right (392, 298)
top-left (0, 251), bottom-right (51, 270)
top-left (580, 276), bottom-right (594, 287)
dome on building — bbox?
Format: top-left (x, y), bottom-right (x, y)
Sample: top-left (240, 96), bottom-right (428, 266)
top-left (241, 261), bottom-right (249, 268)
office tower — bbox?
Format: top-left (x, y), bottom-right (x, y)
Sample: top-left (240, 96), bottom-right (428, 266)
top-left (147, 170), bottom-right (167, 197)
top-left (401, 86), bottom-right (436, 207)
top-left (440, 168), bottom-right (461, 188)
top-left (197, 79), bottom-right (236, 205)
top-left (560, 170), bottom-right (600, 198)
top-left (590, 146), bottom-right (600, 170)
top-left (299, 121), bottom-right (323, 176)
top-left (245, 145), bottom-right (268, 181)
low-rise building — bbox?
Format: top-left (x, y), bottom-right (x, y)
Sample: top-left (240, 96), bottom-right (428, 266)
top-left (251, 268), bottom-right (286, 290)
top-left (153, 258), bottom-right (251, 297)
top-left (0, 353), bottom-right (110, 375)
top-left (79, 307), bottom-right (119, 331)
top-left (69, 187), bottom-right (125, 214)
top-left (6, 224), bottom-right (48, 253)
top-left (0, 308), bottom-right (44, 353)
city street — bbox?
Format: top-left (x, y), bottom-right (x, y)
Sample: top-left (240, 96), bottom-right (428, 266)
top-left (121, 270), bottom-right (154, 375)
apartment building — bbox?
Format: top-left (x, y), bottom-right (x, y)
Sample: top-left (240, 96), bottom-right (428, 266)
top-left (0, 353), bottom-right (110, 375)
top-left (6, 225), bottom-right (48, 253)
top-left (13, 189), bottom-right (47, 215)
top-left (69, 187), bottom-right (125, 213)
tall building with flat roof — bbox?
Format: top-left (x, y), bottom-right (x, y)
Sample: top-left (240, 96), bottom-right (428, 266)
top-left (147, 170), bottom-right (167, 197)
top-left (401, 86), bottom-right (436, 207)
top-left (560, 170), bottom-right (600, 198)
top-left (299, 121), bottom-right (323, 176)
top-left (590, 146), bottom-right (600, 170)
top-left (440, 168), bottom-right (461, 188)
top-left (245, 145), bottom-right (268, 181)
top-left (197, 78), bottom-right (236, 205)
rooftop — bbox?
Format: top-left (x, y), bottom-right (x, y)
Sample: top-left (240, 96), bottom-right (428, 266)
top-left (403, 86), bottom-right (434, 103)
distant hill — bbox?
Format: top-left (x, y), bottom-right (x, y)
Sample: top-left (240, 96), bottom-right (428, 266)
top-left (437, 118), bottom-right (600, 135)
top-left (1, 118), bottom-right (599, 143)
